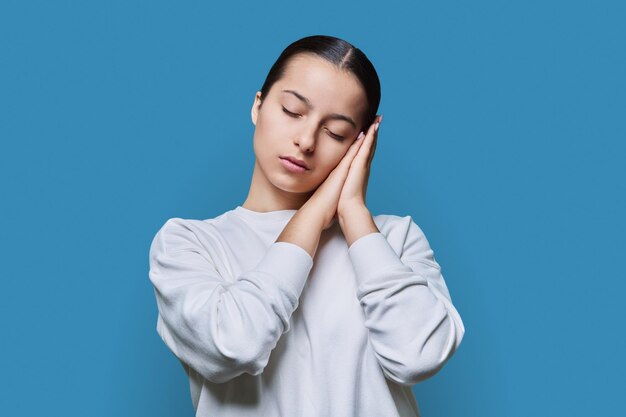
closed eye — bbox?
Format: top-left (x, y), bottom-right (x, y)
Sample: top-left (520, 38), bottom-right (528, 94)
top-left (282, 107), bottom-right (345, 141)
top-left (282, 107), bottom-right (301, 118)
top-left (325, 129), bottom-right (345, 141)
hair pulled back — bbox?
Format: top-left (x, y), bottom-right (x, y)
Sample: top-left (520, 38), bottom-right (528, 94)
top-left (258, 35), bottom-right (381, 132)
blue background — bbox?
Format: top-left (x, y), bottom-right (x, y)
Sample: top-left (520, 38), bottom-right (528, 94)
top-left (1, 1), bottom-right (624, 416)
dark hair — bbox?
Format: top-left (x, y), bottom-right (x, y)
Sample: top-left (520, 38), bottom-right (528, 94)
top-left (258, 35), bottom-right (381, 133)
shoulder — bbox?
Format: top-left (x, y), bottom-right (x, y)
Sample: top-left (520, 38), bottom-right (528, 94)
top-left (372, 212), bottom-right (427, 241)
top-left (372, 213), bottom-right (438, 267)
top-left (150, 214), bottom-right (228, 256)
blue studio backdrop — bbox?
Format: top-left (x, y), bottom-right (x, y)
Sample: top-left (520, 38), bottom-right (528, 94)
top-left (1, 1), bottom-right (624, 416)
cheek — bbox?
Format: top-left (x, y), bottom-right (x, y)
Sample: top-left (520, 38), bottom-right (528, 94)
top-left (256, 113), bottom-right (288, 148)
top-left (317, 146), bottom-right (350, 174)
top-left (253, 118), bottom-right (280, 154)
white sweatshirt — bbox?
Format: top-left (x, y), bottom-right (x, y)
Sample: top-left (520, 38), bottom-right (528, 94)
top-left (148, 205), bottom-right (465, 417)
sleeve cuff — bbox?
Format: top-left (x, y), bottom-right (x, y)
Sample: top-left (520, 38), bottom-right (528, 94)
top-left (348, 232), bottom-right (407, 286)
top-left (253, 241), bottom-right (314, 299)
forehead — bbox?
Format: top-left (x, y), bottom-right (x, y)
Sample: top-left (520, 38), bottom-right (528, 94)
top-left (275, 54), bottom-right (367, 120)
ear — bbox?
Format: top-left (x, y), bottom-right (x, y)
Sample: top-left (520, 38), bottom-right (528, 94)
top-left (251, 91), bottom-right (263, 126)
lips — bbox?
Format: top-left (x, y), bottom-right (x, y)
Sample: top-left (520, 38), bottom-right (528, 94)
top-left (280, 156), bottom-right (309, 170)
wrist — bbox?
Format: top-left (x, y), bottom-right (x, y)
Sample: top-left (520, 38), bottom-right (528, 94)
top-left (338, 205), bottom-right (379, 247)
top-left (298, 201), bottom-right (329, 231)
top-left (338, 202), bottom-right (368, 223)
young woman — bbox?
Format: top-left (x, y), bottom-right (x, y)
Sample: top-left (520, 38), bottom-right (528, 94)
top-left (149, 35), bottom-right (465, 417)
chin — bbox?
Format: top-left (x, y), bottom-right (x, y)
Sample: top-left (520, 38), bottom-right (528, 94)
top-left (274, 181), bottom-right (314, 195)
top-left (271, 175), bottom-right (318, 194)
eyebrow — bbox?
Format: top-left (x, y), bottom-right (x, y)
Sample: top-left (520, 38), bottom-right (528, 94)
top-left (281, 89), bottom-right (357, 129)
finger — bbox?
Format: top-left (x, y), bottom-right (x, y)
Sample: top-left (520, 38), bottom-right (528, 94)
top-left (368, 125), bottom-right (379, 167)
top-left (347, 131), bottom-right (366, 157)
top-left (367, 115), bottom-right (382, 166)
top-left (336, 131), bottom-right (366, 172)
top-left (354, 118), bottom-right (378, 167)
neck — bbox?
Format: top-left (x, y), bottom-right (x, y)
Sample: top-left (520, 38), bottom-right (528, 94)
top-left (242, 159), bottom-right (313, 212)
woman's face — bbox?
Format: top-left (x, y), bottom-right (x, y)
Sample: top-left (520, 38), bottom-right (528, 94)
top-left (250, 53), bottom-right (369, 196)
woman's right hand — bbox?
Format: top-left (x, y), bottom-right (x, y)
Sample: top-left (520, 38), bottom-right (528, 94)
top-left (302, 131), bottom-right (367, 230)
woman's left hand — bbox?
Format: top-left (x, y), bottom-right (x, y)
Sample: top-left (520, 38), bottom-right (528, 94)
top-left (336, 114), bottom-right (382, 216)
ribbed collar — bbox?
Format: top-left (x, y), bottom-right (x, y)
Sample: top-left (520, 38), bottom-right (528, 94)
top-left (232, 205), bottom-right (298, 223)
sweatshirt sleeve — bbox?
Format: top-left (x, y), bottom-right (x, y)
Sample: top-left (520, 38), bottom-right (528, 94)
top-left (347, 217), bottom-right (465, 386)
top-left (148, 218), bottom-right (313, 384)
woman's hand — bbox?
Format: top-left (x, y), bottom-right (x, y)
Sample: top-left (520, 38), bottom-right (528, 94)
top-left (300, 125), bottom-right (370, 230)
top-left (281, 114), bottom-right (381, 257)
top-left (337, 115), bottom-right (382, 216)
top-left (276, 134), bottom-right (369, 257)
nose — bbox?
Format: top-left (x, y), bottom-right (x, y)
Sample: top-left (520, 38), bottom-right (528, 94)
top-left (294, 124), bottom-right (317, 153)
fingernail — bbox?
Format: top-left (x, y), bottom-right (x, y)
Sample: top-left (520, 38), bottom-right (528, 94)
top-left (379, 114), bottom-right (383, 123)
top-left (374, 122), bottom-right (379, 132)
top-left (357, 131), bottom-right (365, 140)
